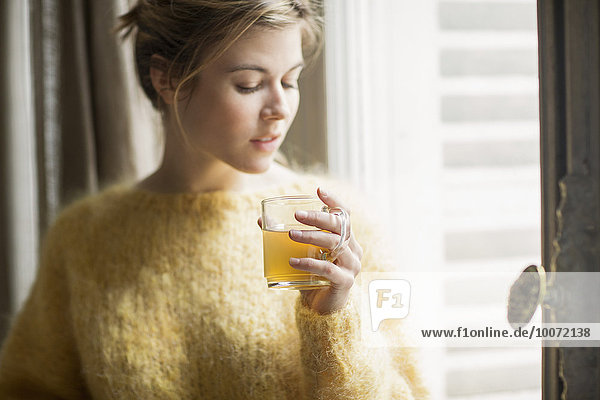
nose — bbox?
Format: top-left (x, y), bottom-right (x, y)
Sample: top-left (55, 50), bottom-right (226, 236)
top-left (260, 84), bottom-right (291, 121)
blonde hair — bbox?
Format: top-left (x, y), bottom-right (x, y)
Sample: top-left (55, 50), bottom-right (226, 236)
top-left (116, 0), bottom-right (323, 113)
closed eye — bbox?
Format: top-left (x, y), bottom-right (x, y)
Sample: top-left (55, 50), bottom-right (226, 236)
top-left (237, 85), bottom-right (261, 94)
top-left (237, 82), bottom-right (298, 94)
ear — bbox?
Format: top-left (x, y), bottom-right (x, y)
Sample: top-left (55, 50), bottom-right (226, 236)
top-left (149, 54), bottom-right (176, 105)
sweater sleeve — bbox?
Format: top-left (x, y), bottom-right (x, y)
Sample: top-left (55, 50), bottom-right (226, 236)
top-left (0, 215), bottom-right (90, 399)
top-left (294, 178), bottom-right (430, 399)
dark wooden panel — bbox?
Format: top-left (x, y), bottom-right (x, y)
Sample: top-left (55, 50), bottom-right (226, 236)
top-left (538, 0), bottom-right (600, 398)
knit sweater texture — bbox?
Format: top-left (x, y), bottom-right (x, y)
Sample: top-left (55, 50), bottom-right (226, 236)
top-left (0, 175), bottom-right (429, 399)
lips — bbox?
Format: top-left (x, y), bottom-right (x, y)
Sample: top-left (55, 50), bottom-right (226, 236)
top-left (250, 134), bottom-right (282, 152)
top-left (251, 133), bottom-right (281, 142)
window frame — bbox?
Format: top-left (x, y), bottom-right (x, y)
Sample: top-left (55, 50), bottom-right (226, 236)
top-left (538, 0), bottom-right (600, 398)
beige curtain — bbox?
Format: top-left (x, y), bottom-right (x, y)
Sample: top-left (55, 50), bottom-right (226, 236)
top-left (0, 1), bottom-right (11, 344)
top-left (30, 0), bottom-right (140, 230)
top-left (0, 0), bottom-right (158, 343)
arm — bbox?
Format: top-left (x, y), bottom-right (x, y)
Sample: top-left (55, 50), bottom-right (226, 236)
top-left (291, 185), bottom-right (429, 399)
top-left (295, 291), bottom-right (423, 399)
top-left (0, 220), bottom-right (90, 399)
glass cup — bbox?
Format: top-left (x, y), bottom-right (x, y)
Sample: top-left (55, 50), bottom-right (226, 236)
top-left (261, 195), bottom-right (351, 290)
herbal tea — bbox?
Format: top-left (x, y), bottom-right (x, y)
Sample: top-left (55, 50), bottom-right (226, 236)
top-left (262, 229), bottom-right (328, 289)
top-left (261, 194), bottom-right (349, 290)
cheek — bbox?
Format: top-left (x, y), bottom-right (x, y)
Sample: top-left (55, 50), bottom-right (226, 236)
top-left (185, 89), bottom-right (253, 130)
top-left (218, 98), bottom-right (257, 130)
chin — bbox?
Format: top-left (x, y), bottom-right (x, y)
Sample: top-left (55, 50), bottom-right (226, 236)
top-left (236, 158), bottom-right (274, 175)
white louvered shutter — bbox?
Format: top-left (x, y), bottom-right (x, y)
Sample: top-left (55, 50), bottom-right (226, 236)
top-left (439, 1), bottom-right (541, 398)
top-left (324, 0), bottom-right (541, 398)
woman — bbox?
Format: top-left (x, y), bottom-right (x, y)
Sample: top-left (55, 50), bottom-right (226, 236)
top-left (0, 1), bottom-right (428, 398)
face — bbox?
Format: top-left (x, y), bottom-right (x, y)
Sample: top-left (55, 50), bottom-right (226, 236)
top-left (172, 24), bottom-right (304, 174)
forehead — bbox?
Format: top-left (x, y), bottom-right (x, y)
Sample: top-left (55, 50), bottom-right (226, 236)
top-left (213, 25), bottom-right (304, 73)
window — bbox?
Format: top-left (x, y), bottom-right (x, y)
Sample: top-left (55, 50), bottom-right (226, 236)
top-left (323, 1), bottom-right (541, 398)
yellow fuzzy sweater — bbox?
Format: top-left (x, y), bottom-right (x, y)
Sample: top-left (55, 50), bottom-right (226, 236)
top-left (0, 176), bottom-right (428, 399)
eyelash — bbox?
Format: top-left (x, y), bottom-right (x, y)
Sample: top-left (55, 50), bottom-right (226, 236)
top-left (237, 82), bottom-right (297, 94)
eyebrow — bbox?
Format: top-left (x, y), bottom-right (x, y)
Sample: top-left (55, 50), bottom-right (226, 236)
top-left (225, 61), bottom-right (305, 74)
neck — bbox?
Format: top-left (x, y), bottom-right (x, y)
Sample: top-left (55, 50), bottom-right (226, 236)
top-left (138, 113), bottom-right (246, 193)
top-left (138, 134), bottom-right (295, 195)
top-left (139, 145), bottom-right (244, 194)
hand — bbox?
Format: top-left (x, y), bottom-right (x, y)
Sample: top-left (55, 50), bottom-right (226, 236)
top-left (258, 187), bottom-right (363, 314)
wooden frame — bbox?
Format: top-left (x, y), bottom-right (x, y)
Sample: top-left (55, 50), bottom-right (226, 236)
top-left (538, 0), bottom-right (600, 398)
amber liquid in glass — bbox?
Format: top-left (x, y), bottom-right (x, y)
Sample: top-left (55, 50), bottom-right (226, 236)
top-left (262, 229), bottom-right (329, 289)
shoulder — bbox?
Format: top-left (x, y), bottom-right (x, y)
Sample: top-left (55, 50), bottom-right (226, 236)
top-left (43, 184), bottom-right (134, 249)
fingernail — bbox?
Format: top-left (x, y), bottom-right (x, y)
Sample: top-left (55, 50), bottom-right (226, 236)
top-left (289, 257), bottom-right (300, 265)
top-left (289, 230), bottom-right (302, 239)
top-left (320, 187), bottom-right (328, 197)
top-left (296, 210), bottom-right (308, 219)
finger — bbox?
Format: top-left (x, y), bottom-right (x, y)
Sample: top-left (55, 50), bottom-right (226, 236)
top-left (289, 257), bottom-right (355, 289)
top-left (347, 234), bottom-right (363, 260)
top-left (317, 187), bottom-right (351, 216)
top-left (257, 216), bottom-right (263, 229)
top-left (295, 209), bottom-right (343, 234)
top-left (289, 229), bottom-right (340, 249)
top-left (331, 246), bottom-right (362, 276)
top-left (317, 187), bottom-right (361, 260)
top-left (289, 229), bottom-right (363, 265)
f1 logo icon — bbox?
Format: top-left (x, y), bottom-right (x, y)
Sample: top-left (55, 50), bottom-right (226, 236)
top-left (368, 279), bottom-right (411, 331)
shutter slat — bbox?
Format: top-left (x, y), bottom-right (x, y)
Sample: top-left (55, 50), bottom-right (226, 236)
top-left (449, 389), bottom-right (541, 400)
top-left (444, 228), bottom-right (541, 260)
top-left (442, 121), bottom-right (539, 141)
top-left (441, 94), bottom-right (539, 122)
top-left (440, 31), bottom-right (537, 48)
top-left (445, 256), bottom-right (541, 272)
top-left (439, 2), bottom-right (537, 31)
top-left (441, 76), bottom-right (538, 95)
top-left (441, 49), bottom-right (538, 76)
top-left (443, 140), bottom-right (539, 167)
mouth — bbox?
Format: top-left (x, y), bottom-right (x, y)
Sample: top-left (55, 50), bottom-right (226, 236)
top-left (250, 134), bottom-right (281, 143)
top-left (250, 134), bottom-right (282, 152)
